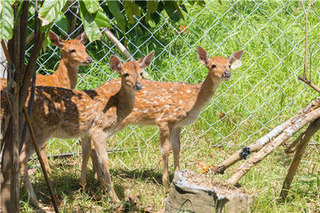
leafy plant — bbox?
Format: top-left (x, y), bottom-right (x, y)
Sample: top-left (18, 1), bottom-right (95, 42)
top-left (1, 0), bottom-right (203, 43)
top-left (0, 0), bottom-right (15, 40)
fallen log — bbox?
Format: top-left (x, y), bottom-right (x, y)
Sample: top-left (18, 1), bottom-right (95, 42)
top-left (227, 101), bottom-right (320, 185)
top-left (214, 96), bottom-right (320, 175)
top-left (165, 170), bottom-right (255, 213)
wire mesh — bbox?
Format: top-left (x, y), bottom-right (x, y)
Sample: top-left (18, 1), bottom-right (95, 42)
top-left (21, 0), bottom-right (320, 159)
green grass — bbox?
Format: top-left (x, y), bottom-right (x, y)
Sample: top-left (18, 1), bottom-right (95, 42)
top-left (21, 0), bottom-right (320, 212)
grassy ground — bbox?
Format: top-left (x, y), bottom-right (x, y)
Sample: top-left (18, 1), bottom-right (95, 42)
top-left (21, 0), bottom-right (320, 212)
top-left (21, 145), bottom-right (320, 212)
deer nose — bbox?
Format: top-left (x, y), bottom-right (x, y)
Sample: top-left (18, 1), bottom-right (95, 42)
top-left (223, 70), bottom-right (231, 78)
top-left (135, 82), bottom-right (142, 91)
top-left (87, 57), bottom-right (93, 64)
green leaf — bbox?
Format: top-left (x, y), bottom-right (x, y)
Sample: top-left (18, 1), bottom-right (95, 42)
top-left (28, 4), bottom-right (35, 15)
top-left (131, 1), bottom-right (141, 17)
top-left (163, 1), bottom-right (184, 20)
top-left (196, 0), bottom-right (206, 6)
top-left (56, 14), bottom-right (70, 33)
top-left (163, 1), bottom-right (175, 19)
top-left (79, 1), bottom-right (101, 42)
top-left (123, 1), bottom-right (134, 25)
top-left (0, 0), bottom-right (14, 40)
top-left (146, 0), bottom-right (158, 23)
top-left (39, 0), bottom-right (66, 26)
top-left (107, 1), bottom-right (126, 33)
top-left (42, 30), bottom-right (51, 52)
top-left (123, 1), bottom-right (141, 25)
top-left (83, 0), bottom-right (99, 14)
top-left (95, 8), bottom-right (111, 28)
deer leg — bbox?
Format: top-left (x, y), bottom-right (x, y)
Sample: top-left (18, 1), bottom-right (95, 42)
top-left (91, 124), bottom-right (126, 182)
top-left (91, 132), bottom-right (119, 202)
top-left (40, 143), bottom-right (51, 176)
top-left (91, 149), bottom-right (98, 180)
top-left (91, 145), bottom-right (104, 182)
top-left (159, 124), bottom-right (171, 188)
top-left (80, 136), bottom-right (91, 188)
top-left (171, 127), bottom-right (181, 174)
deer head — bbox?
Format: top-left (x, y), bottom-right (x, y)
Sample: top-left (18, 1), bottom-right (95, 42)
top-left (197, 46), bottom-right (243, 82)
top-left (109, 51), bottom-right (155, 91)
top-left (49, 31), bottom-right (93, 66)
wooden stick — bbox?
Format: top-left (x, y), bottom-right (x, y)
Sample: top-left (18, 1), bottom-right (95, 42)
top-left (227, 106), bottom-right (320, 185)
top-left (101, 28), bottom-right (151, 79)
top-left (23, 107), bottom-right (59, 213)
top-left (284, 133), bottom-right (303, 154)
top-left (280, 118), bottom-right (320, 200)
top-left (1, 40), bottom-right (13, 68)
top-left (302, 0), bottom-right (312, 78)
top-left (298, 76), bottom-right (320, 94)
top-left (287, 0), bottom-right (318, 154)
top-left (214, 96), bottom-right (320, 174)
top-left (102, 28), bottom-right (134, 61)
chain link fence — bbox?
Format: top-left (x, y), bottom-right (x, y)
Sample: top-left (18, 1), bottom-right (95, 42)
top-left (23, 0), bottom-right (320, 160)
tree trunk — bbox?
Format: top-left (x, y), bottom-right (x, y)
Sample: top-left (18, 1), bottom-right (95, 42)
top-left (165, 170), bottom-right (255, 213)
top-left (1, 89), bottom-right (20, 213)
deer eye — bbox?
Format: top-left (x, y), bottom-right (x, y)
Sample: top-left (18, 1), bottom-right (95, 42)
top-left (211, 64), bottom-right (216, 69)
top-left (69, 49), bottom-right (76, 53)
top-left (140, 72), bottom-right (143, 76)
top-left (123, 73), bottom-right (129, 77)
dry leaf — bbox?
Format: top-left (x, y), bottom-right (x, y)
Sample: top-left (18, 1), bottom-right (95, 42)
top-left (199, 162), bottom-right (213, 174)
top-left (218, 112), bottom-right (225, 119)
top-left (179, 25), bottom-right (187, 33)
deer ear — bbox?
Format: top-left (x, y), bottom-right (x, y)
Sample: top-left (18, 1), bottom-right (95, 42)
top-left (76, 31), bottom-right (88, 44)
top-left (109, 55), bottom-right (122, 74)
top-left (138, 51), bottom-right (155, 69)
top-left (197, 46), bottom-right (209, 65)
top-left (228, 50), bottom-right (243, 69)
top-left (49, 31), bottom-right (64, 48)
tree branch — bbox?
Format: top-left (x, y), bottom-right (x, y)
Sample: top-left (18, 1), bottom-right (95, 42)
top-left (214, 96), bottom-right (320, 174)
top-left (280, 118), bottom-right (320, 200)
top-left (298, 76), bottom-right (320, 94)
top-left (227, 105), bottom-right (320, 185)
top-left (101, 28), bottom-right (135, 61)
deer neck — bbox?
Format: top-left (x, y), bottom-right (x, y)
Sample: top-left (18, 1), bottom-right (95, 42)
top-left (54, 58), bottom-right (79, 89)
top-left (115, 82), bottom-right (136, 121)
top-left (188, 75), bottom-right (221, 116)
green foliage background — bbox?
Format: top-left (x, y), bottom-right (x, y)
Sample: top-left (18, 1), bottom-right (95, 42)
top-left (39, 0), bottom-right (320, 151)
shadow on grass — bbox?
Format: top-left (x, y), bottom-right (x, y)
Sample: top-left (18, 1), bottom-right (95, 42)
top-left (19, 165), bottom-right (169, 211)
top-left (112, 167), bottom-right (174, 186)
top-left (19, 167), bottom-right (126, 210)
